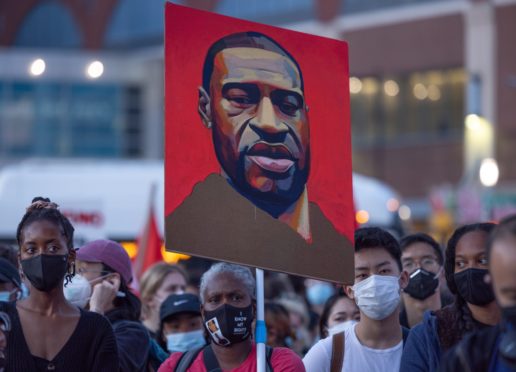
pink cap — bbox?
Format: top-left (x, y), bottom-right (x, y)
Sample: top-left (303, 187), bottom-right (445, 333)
top-left (77, 239), bottom-right (132, 284)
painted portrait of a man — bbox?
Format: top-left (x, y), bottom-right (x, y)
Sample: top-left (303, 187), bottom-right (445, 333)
top-left (165, 4), bottom-right (355, 283)
top-left (197, 32), bottom-right (311, 239)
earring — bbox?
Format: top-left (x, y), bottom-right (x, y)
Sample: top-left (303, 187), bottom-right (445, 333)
top-left (206, 121), bottom-right (212, 129)
top-left (68, 261), bottom-right (76, 276)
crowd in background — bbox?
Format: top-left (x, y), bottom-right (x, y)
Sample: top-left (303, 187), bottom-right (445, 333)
top-left (0, 197), bottom-right (515, 371)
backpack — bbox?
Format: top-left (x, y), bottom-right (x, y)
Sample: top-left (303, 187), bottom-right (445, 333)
top-left (174, 344), bottom-right (274, 372)
top-left (330, 326), bottom-right (409, 372)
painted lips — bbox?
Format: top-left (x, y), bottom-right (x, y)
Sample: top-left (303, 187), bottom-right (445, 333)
top-left (247, 143), bottom-right (296, 173)
top-left (248, 156), bottom-right (294, 173)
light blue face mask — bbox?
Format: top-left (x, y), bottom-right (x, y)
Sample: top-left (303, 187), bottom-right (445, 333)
top-left (166, 329), bottom-right (206, 353)
top-left (20, 283), bottom-right (29, 299)
top-left (0, 289), bottom-right (17, 302)
top-left (0, 292), bottom-right (10, 302)
top-left (306, 283), bottom-right (335, 306)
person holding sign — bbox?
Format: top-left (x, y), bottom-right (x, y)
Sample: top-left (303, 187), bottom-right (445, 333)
top-left (158, 262), bottom-right (304, 372)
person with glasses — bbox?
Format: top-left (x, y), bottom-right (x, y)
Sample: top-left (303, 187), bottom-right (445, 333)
top-left (399, 233), bottom-right (446, 328)
top-left (400, 223), bottom-right (501, 372)
top-left (73, 239), bottom-right (153, 372)
top-left (0, 258), bottom-right (22, 302)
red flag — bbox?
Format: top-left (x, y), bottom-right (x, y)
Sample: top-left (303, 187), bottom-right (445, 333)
top-left (134, 187), bottom-right (163, 279)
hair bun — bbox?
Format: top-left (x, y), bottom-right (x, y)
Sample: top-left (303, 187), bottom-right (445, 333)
top-left (31, 197), bottom-right (51, 203)
top-left (27, 197), bottom-right (58, 213)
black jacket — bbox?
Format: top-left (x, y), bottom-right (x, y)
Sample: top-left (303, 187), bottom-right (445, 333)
top-left (439, 325), bottom-right (501, 372)
top-left (106, 308), bottom-right (151, 372)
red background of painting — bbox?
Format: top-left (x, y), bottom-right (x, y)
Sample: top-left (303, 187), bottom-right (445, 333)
top-left (165, 3), bottom-right (355, 243)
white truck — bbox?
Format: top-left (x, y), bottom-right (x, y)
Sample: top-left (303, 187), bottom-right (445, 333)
top-left (0, 159), bottom-right (403, 244)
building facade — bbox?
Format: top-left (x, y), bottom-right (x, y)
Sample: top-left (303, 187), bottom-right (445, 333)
top-left (0, 0), bottom-right (514, 223)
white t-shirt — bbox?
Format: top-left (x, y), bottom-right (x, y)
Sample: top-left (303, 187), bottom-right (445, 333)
top-left (303, 323), bottom-right (403, 372)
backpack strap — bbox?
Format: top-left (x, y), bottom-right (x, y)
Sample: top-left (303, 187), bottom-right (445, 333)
top-left (177, 343), bottom-right (274, 372)
top-left (174, 345), bottom-right (206, 372)
top-left (330, 331), bottom-right (345, 372)
top-left (265, 345), bottom-right (274, 372)
top-left (203, 344), bottom-right (223, 372)
top-left (402, 326), bottom-right (409, 348)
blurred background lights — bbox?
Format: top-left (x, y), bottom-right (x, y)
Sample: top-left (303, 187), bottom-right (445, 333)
top-left (355, 210), bottom-right (370, 224)
top-left (386, 198), bottom-right (400, 212)
top-left (465, 114), bottom-right (482, 131)
top-left (29, 58), bottom-right (46, 76)
top-left (349, 77), bottom-right (362, 94)
top-left (362, 77), bottom-right (379, 95)
top-left (427, 84), bottom-right (441, 101)
top-left (479, 158), bottom-right (499, 187)
top-left (413, 83), bottom-right (428, 100)
top-left (86, 60), bottom-right (104, 79)
top-left (398, 205), bottom-right (411, 220)
top-left (384, 80), bottom-right (399, 97)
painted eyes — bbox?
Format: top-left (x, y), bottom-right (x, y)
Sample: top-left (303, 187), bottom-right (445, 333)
top-left (223, 85), bottom-right (304, 117)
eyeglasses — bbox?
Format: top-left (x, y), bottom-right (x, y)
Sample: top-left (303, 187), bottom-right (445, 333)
top-left (402, 257), bottom-right (440, 273)
top-left (76, 267), bottom-right (109, 276)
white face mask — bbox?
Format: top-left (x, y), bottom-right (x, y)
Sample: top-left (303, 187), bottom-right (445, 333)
top-left (64, 274), bottom-right (92, 308)
top-left (352, 275), bottom-right (400, 320)
top-left (328, 320), bottom-right (357, 337)
top-left (166, 329), bottom-right (206, 352)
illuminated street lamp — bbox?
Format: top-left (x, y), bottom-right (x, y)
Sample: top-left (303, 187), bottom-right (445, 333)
top-left (86, 60), bottom-right (104, 79)
top-left (29, 58), bottom-right (46, 76)
top-left (479, 158), bottom-right (499, 187)
top-left (463, 114), bottom-right (494, 184)
top-left (479, 157), bottom-right (499, 221)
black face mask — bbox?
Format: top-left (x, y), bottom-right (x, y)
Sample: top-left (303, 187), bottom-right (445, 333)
top-left (203, 304), bottom-right (253, 347)
top-left (21, 254), bottom-right (68, 292)
top-left (404, 268), bottom-right (440, 300)
top-left (499, 306), bottom-right (516, 368)
top-left (454, 268), bottom-right (495, 306)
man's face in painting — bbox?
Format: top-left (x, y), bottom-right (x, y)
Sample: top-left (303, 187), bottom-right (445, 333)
top-left (199, 46), bottom-right (310, 214)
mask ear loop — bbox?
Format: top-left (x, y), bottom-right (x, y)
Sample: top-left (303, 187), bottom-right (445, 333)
top-left (90, 273), bottom-right (126, 298)
top-left (433, 266), bottom-right (444, 279)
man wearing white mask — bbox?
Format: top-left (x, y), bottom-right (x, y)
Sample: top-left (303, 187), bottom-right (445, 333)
top-left (303, 227), bottom-right (409, 372)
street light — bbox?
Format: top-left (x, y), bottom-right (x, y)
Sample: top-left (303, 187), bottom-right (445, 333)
top-left (86, 60), bottom-right (104, 79)
top-left (29, 58), bottom-right (46, 76)
top-left (479, 158), bottom-right (499, 187)
top-left (479, 157), bottom-right (499, 221)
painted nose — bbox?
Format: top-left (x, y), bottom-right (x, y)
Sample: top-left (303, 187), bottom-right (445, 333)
top-left (252, 97), bottom-right (289, 135)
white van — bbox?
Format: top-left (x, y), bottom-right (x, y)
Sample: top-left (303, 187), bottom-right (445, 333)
top-left (0, 159), bottom-right (403, 244)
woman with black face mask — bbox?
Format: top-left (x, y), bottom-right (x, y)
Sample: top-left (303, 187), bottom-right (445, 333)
top-left (400, 223), bottom-right (501, 372)
top-left (441, 214), bottom-right (516, 371)
top-left (0, 197), bottom-right (118, 371)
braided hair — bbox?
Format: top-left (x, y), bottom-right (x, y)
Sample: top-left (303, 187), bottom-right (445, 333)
top-left (17, 197), bottom-right (75, 285)
top-left (439, 222), bottom-right (495, 349)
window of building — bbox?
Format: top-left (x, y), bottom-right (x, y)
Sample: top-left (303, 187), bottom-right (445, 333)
top-left (350, 68), bottom-right (466, 148)
top-left (0, 82), bottom-right (142, 158)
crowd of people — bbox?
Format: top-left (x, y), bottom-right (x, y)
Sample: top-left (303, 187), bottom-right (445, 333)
top-left (0, 196), bottom-right (514, 371)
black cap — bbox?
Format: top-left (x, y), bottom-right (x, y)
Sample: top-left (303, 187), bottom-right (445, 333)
top-left (0, 258), bottom-right (21, 288)
top-left (160, 293), bottom-right (201, 322)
